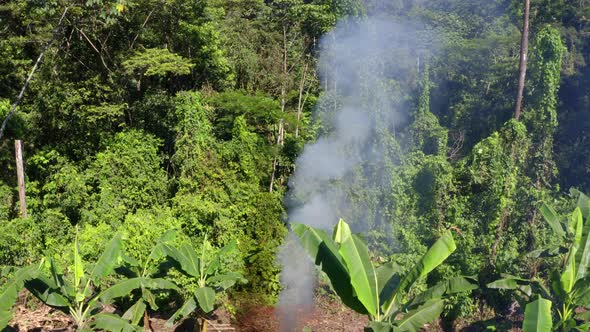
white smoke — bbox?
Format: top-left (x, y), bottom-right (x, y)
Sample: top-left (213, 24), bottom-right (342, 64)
top-left (278, 16), bottom-right (435, 331)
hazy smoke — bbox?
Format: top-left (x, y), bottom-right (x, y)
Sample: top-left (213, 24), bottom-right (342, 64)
top-left (278, 16), bottom-right (434, 331)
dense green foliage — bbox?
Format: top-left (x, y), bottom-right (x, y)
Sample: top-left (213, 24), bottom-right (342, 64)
top-left (1, 0), bottom-right (590, 329)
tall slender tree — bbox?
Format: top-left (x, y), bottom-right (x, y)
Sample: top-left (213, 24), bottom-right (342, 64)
top-left (514, 0), bottom-right (530, 121)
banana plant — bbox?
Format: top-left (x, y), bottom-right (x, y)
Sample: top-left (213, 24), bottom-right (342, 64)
top-left (109, 230), bottom-right (180, 329)
top-left (23, 232), bottom-right (128, 331)
top-left (23, 232), bottom-right (167, 331)
top-left (0, 264), bottom-right (40, 329)
top-left (162, 236), bottom-right (247, 328)
top-left (293, 219), bottom-right (477, 332)
top-left (487, 192), bottom-right (590, 331)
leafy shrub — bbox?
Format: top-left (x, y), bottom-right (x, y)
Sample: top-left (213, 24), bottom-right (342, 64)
top-left (0, 217), bottom-right (44, 266)
top-left (83, 130), bottom-right (169, 225)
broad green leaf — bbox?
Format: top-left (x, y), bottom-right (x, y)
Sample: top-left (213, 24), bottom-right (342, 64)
top-left (100, 277), bottom-right (178, 303)
top-left (292, 223), bottom-right (367, 314)
top-left (45, 292), bottom-right (70, 307)
top-left (562, 208), bottom-right (583, 293)
top-left (195, 286), bottom-right (215, 313)
top-left (166, 297), bottom-right (197, 327)
top-left (181, 244), bottom-right (201, 277)
top-left (410, 276), bottom-right (478, 307)
top-left (207, 272), bottom-right (246, 290)
top-left (162, 244), bottom-right (200, 278)
top-left (369, 321), bottom-right (393, 332)
top-left (383, 231), bottom-right (455, 318)
top-left (122, 253), bottom-right (140, 268)
top-left (576, 216), bottom-right (590, 282)
top-left (446, 276), bottom-right (479, 293)
top-left (142, 289), bottom-right (157, 310)
top-left (93, 313), bottom-right (138, 332)
top-left (486, 278), bottom-right (520, 290)
top-left (487, 276), bottom-right (533, 297)
top-left (0, 265), bottom-right (38, 329)
top-left (523, 297), bottom-right (552, 332)
top-left (91, 233), bottom-right (123, 285)
top-left (575, 310), bottom-right (590, 321)
top-left (539, 203), bottom-right (566, 238)
top-left (573, 277), bottom-right (590, 306)
top-left (24, 275), bottom-right (70, 308)
top-left (122, 300), bottom-right (146, 326)
top-left (142, 278), bottom-right (179, 292)
top-left (577, 191), bottom-right (590, 219)
top-left (0, 311), bottom-right (10, 331)
top-left (376, 262), bottom-right (402, 306)
top-left (527, 245), bottom-right (568, 259)
top-left (550, 269), bottom-right (566, 302)
top-left (394, 299), bottom-right (445, 332)
top-left (337, 221), bottom-right (378, 317)
top-left (158, 229), bottom-right (178, 244)
top-left (148, 229), bottom-right (179, 262)
top-left (99, 278), bottom-right (142, 303)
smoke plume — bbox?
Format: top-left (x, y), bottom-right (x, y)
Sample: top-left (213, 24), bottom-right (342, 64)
top-left (277, 15), bottom-right (435, 331)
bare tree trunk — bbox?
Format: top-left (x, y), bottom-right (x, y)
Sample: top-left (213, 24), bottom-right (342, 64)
top-left (278, 24), bottom-right (288, 147)
top-left (514, 0), bottom-right (530, 121)
top-left (295, 61), bottom-right (309, 138)
top-left (15, 140), bottom-right (27, 218)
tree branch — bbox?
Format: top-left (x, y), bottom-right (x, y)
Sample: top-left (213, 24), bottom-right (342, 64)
top-left (0, 6), bottom-right (69, 141)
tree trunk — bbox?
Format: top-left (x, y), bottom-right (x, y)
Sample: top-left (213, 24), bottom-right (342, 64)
top-left (295, 61), bottom-right (309, 138)
top-left (15, 140), bottom-right (27, 218)
top-left (278, 24), bottom-right (288, 147)
top-left (514, 0), bottom-right (530, 121)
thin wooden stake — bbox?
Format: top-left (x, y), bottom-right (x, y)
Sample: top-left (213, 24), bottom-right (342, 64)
top-left (15, 140), bottom-right (27, 218)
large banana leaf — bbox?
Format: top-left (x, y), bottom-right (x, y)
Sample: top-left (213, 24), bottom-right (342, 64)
top-left (575, 215), bottom-right (590, 281)
top-left (166, 297), bottom-right (197, 327)
top-left (25, 275), bottom-right (70, 308)
top-left (376, 263), bottom-right (401, 306)
top-left (91, 233), bottom-right (123, 285)
top-left (408, 276), bottom-right (478, 308)
top-left (99, 277), bottom-right (178, 303)
top-left (369, 321), bottom-right (393, 332)
top-left (292, 223), bottom-right (367, 314)
top-left (336, 220), bottom-right (378, 317)
top-left (0, 265), bottom-right (38, 329)
top-left (523, 297), bottom-right (552, 332)
top-left (394, 299), bottom-right (444, 332)
top-left (540, 203), bottom-right (566, 238)
top-left (486, 275), bottom-right (533, 297)
top-left (573, 277), bottom-right (590, 306)
top-left (207, 271), bottom-right (246, 290)
top-left (93, 313), bottom-right (139, 332)
top-left (162, 244), bottom-right (201, 278)
top-left (382, 231), bottom-right (456, 317)
top-left (99, 278), bottom-right (142, 302)
top-left (122, 300), bottom-right (147, 326)
top-left (562, 208), bottom-right (583, 293)
top-left (577, 190), bottom-right (590, 218)
top-left (195, 286), bottom-right (215, 313)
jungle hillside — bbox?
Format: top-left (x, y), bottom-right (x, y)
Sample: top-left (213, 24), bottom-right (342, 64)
top-left (1, 0), bottom-right (590, 331)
